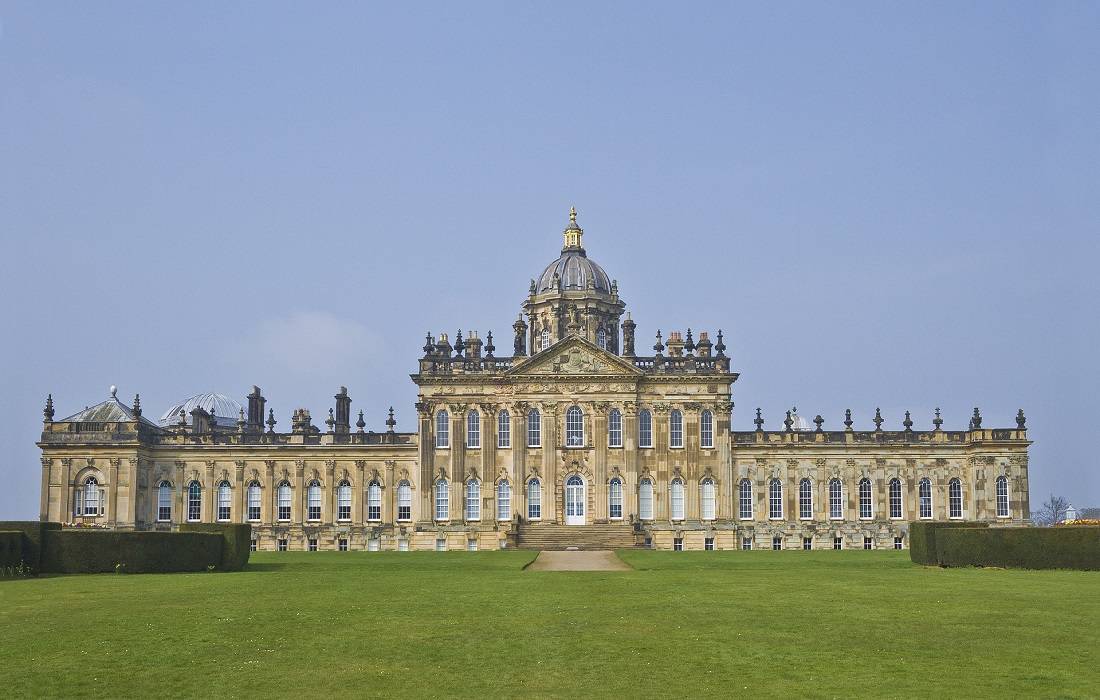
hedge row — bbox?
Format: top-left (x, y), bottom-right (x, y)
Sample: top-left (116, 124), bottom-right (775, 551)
top-left (180, 523), bottom-right (251, 571)
top-left (909, 521), bottom-right (988, 565)
top-left (40, 530), bottom-right (224, 574)
top-left (0, 531), bottom-right (23, 571)
top-left (0, 521), bottom-right (61, 572)
top-left (936, 526), bottom-right (1100, 570)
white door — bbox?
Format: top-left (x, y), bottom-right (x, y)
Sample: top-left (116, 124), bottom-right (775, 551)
top-left (565, 475), bottom-right (585, 525)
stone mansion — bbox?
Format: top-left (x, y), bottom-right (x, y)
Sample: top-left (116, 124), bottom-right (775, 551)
top-left (37, 209), bottom-right (1032, 551)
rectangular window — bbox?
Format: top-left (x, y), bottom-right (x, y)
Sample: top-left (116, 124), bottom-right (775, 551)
top-left (889, 480), bottom-right (903, 519)
top-left (608, 410), bottom-right (623, 448)
top-left (802, 537), bottom-right (812, 550)
top-left (435, 538), bottom-right (447, 551)
top-left (277, 538), bottom-right (288, 552)
top-left (739, 481), bottom-right (753, 520)
top-left (436, 412), bottom-right (449, 448)
top-left (700, 411), bottom-right (714, 449)
top-left (644, 537), bottom-right (653, 549)
top-left (741, 537), bottom-right (752, 551)
top-left (338, 538), bottom-right (349, 552)
top-left (669, 411), bottom-right (683, 448)
top-left (833, 537), bottom-right (843, 550)
top-left (308, 538), bottom-right (318, 552)
top-left (638, 411), bottom-right (653, 448)
top-left (527, 410), bottom-right (541, 447)
top-left (498, 411), bottom-right (511, 448)
top-left (367, 538), bottom-right (380, 551)
top-left (250, 539), bottom-right (258, 552)
top-left (368, 487), bottom-right (382, 521)
top-left (673, 538), bottom-right (684, 551)
top-left (996, 477), bottom-right (1010, 518)
top-left (772, 536), bottom-right (783, 551)
top-left (248, 488), bottom-right (261, 521)
top-left (466, 412), bottom-right (480, 448)
top-left (863, 536), bottom-right (873, 550)
top-left (893, 536), bottom-right (903, 550)
top-left (704, 537), bottom-right (715, 551)
top-left (829, 482), bottom-right (843, 520)
top-left (467, 539), bottom-right (478, 552)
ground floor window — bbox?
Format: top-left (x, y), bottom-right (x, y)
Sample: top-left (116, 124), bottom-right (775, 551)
top-left (398, 539), bottom-right (409, 551)
top-left (803, 537), bottom-right (812, 550)
top-left (833, 537), bottom-right (843, 550)
top-left (338, 538), bottom-right (348, 551)
top-left (741, 537), bottom-right (752, 551)
top-left (893, 536), bottom-right (903, 550)
top-left (277, 538), bottom-right (288, 551)
top-left (367, 538), bottom-right (380, 551)
top-left (308, 538), bottom-right (318, 552)
top-left (674, 537), bottom-right (684, 551)
top-left (467, 539), bottom-right (478, 551)
top-left (864, 536), bottom-right (873, 550)
top-left (644, 537), bottom-right (653, 549)
top-left (436, 538), bottom-right (446, 551)
top-left (772, 536), bottom-right (783, 551)
top-left (704, 537), bottom-right (715, 551)
top-left (249, 539), bottom-right (257, 552)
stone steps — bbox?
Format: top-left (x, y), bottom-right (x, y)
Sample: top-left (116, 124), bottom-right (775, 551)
top-left (515, 524), bottom-right (639, 550)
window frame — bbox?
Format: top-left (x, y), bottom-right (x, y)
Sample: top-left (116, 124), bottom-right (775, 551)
top-left (768, 478), bottom-right (783, 520)
top-left (307, 480), bottom-right (322, 521)
top-left (608, 408), bottom-right (623, 448)
top-left (700, 409), bottom-right (714, 449)
top-left (247, 481), bottom-right (262, 522)
top-left (434, 479), bottom-right (449, 521)
top-left (700, 477), bottom-right (716, 521)
top-left (638, 409), bottom-right (653, 448)
top-left (216, 480), bottom-right (232, 522)
top-left (435, 410), bottom-right (450, 448)
top-left (82, 476), bottom-right (101, 517)
top-left (497, 409), bottom-right (511, 448)
top-left (669, 409), bottom-right (684, 449)
top-left (367, 481), bottom-right (382, 522)
top-left (888, 478), bottom-right (903, 519)
top-left (565, 405), bottom-right (584, 448)
top-left (337, 480), bottom-right (352, 521)
top-left (397, 480), bottom-right (412, 521)
top-left (670, 478), bottom-right (685, 520)
top-left (918, 477), bottom-right (933, 519)
top-left (948, 478), bottom-right (963, 519)
top-left (799, 478), bottom-right (813, 520)
top-left (738, 479), bottom-right (753, 520)
top-left (187, 481), bottom-right (202, 522)
top-left (466, 410), bottom-right (480, 449)
top-left (465, 479), bottom-right (481, 521)
top-left (527, 408), bottom-right (541, 448)
top-left (497, 480), bottom-right (511, 521)
top-left (828, 479), bottom-right (843, 520)
top-left (638, 478), bottom-right (654, 521)
top-left (527, 479), bottom-right (542, 520)
top-left (858, 478), bottom-right (873, 520)
top-left (995, 475), bottom-right (1010, 518)
top-left (608, 477), bottom-right (623, 520)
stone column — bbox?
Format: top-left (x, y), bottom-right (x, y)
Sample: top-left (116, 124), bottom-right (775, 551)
top-left (593, 405), bottom-right (608, 521)
top-left (513, 403), bottom-right (527, 519)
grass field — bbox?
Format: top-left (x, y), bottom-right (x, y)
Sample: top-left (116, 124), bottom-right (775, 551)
top-left (2, 550), bottom-right (1098, 698)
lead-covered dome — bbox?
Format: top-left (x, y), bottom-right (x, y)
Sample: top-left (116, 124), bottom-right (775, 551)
top-left (533, 207), bottom-right (613, 294)
top-left (159, 392), bottom-right (243, 427)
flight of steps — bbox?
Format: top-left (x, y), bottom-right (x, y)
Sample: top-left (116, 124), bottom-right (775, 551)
top-left (515, 523), bottom-right (639, 550)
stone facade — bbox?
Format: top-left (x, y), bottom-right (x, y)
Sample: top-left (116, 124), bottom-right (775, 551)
top-left (37, 210), bottom-right (1031, 550)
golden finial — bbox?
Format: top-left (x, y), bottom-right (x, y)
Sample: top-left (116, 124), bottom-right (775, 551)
top-left (569, 205), bottom-right (577, 225)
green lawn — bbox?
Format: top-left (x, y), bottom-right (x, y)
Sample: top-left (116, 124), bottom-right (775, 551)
top-left (2, 550), bottom-right (1097, 698)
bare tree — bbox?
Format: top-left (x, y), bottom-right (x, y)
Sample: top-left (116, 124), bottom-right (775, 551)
top-left (1032, 494), bottom-right (1070, 526)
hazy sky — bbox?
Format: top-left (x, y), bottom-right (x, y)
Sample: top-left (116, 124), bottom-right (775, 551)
top-left (2, 2), bottom-right (1097, 519)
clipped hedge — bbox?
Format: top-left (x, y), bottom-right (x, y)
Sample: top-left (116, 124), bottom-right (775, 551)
top-left (40, 530), bottom-right (223, 574)
top-left (0, 531), bottom-right (23, 572)
top-left (936, 526), bottom-right (1100, 571)
top-left (0, 521), bottom-right (61, 573)
top-left (180, 523), bottom-right (251, 571)
top-left (909, 521), bottom-right (988, 565)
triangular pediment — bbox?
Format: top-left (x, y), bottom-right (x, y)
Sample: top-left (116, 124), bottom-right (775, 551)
top-left (506, 336), bottom-right (643, 377)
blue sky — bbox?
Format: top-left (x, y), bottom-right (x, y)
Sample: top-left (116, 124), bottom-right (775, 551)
top-left (1, 2), bottom-right (1097, 518)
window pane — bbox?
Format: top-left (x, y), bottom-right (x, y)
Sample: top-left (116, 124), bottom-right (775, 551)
top-left (638, 479), bottom-right (653, 520)
top-left (638, 410), bottom-right (652, 448)
top-left (670, 479), bottom-right (684, 520)
top-left (608, 409), bottom-right (622, 448)
top-left (739, 479), bottom-right (752, 519)
top-left (769, 479), bottom-right (783, 519)
top-left (700, 410), bottom-right (713, 449)
top-left (566, 406), bottom-right (584, 447)
top-left (701, 479), bottom-right (715, 520)
top-left (527, 409), bottom-right (541, 447)
top-left (498, 410), bottom-right (511, 448)
top-left (609, 478), bottom-right (623, 519)
top-left (669, 410), bottom-right (683, 448)
top-left (435, 479), bottom-right (449, 520)
top-left (436, 411), bottom-right (449, 448)
top-left (527, 480), bottom-right (541, 519)
top-left (799, 479), bottom-right (812, 519)
top-left (467, 411), bottom-right (480, 448)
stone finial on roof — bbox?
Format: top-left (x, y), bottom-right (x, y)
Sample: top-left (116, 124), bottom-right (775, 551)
top-left (454, 329), bottom-right (465, 359)
top-left (653, 329), bottom-right (664, 356)
top-left (684, 328), bottom-right (695, 356)
top-left (715, 329), bottom-right (726, 358)
top-left (132, 394), bottom-right (142, 418)
top-left (969, 407), bottom-right (982, 430)
top-left (1016, 409), bottom-right (1026, 430)
top-left (266, 408), bottom-right (277, 434)
top-left (814, 414), bottom-right (824, 432)
top-left (784, 410), bottom-right (793, 432)
top-left (386, 406), bottom-right (397, 432)
top-left (356, 409), bottom-right (366, 433)
top-left (873, 407), bottom-right (884, 431)
top-left (754, 407), bottom-right (764, 431)
top-left (326, 408), bottom-right (336, 433)
top-left (484, 330), bottom-right (495, 359)
top-left (933, 407), bottom-right (943, 431)
top-left (110, 385), bottom-right (117, 399)
top-left (903, 410), bottom-right (913, 432)
top-left (43, 394), bottom-right (54, 422)
top-left (844, 408), bottom-right (853, 430)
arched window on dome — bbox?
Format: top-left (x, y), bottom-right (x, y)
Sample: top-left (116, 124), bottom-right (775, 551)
top-left (597, 327), bottom-right (608, 350)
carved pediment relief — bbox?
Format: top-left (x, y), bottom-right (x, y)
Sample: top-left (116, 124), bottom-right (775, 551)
top-left (507, 337), bottom-right (642, 378)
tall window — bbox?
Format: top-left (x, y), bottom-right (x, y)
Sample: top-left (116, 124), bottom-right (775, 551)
top-left (609, 478), bottom-right (623, 519)
top-left (608, 409), bottom-right (623, 447)
top-left (700, 410), bottom-right (714, 449)
top-left (670, 478), bottom-right (685, 520)
top-left (217, 481), bottom-right (231, 521)
top-left (337, 480), bottom-right (352, 521)
top-left (918, 477), bottom-right (933, 519)
top-left (858, 478), bottom-right (873, 519)
top-left (540, 328), bottom-right (550, 351)
top-left (307, 480), bottom-right (322, 521)
top-left (466, 411), bottom-right (480, 448)
top-left (466, 480), bottom-right (480, 520)
top-left (638, 409), bottom-right (653, 448)
top-left (597, 327), bottom-right (607, 350)
top-left (247, 481), bottom-right (261, 521)
top-left (566, 406), bottom-right (584, 447)
top-left (701, 478), bottom-right (716, 520)
top-left (995, 475), bottom-right (1009, 518)
top-left (498, 410), bottom-right (511, 448)
top-left (949, 478), bottom-right (963, 518)
top-left (639, 478), bottom-right (654, 520)
top-left (82, 476), bottom-right (101, 516)
top-left (829, 479), bottom-right (843, 519)
top-left (799, 478), bottom-right (812, 520)
top-left (277, 481), bottom-right (291, 521)
top-left (187, 481), bottom-right (202, 522)
top-left (527, 479), bottom-right (541, 519)
top-left (669, 410), bottom-right (683, 448)
top-left (435, 479), bottom-right (449, 520)
top-left (769, 479), bottom-right (783, 519)
top-left (157, 481), bottom-right (173, 522)
top-left (739, 479), bottom-right (753, 520)
top-left (435, 410), bottom-right (449, 448)
top-left (527, 408), bottom-right (541, 447)
top-left (888, 478), bottom-right (902, 519)
top-left (497, 481), bottom-right (511, 521)
top-left (367, 481), bottom-right (382, 521)
top-left (397, 480), bottom-right (412, 521)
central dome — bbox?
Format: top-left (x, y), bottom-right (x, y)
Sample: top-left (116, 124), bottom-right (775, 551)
top-left (159, 392), bottom-right (243, 427)
top-left (533, 207), bottom-right (613, 294)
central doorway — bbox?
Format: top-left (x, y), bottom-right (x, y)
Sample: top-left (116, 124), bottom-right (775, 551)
top-left (565, 474), bottom-right (585, 525)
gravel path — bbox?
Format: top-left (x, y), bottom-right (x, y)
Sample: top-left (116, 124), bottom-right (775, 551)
top-left (526, 550), bottom-right (632, 571)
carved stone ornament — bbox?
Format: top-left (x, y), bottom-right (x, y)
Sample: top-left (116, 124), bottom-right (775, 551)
top-left (786, 459), bottom-right (798, 469)
top-left (755, 458), bottom-right (767, 467)
top-left (294, 459), bottom-right (306, 471)
top-left (845, 458), bottom-right (856, 467)
top-left (235, 460), bottom-right (246, 469)
top-left (325, 460), bottom-right (337, 469)
top-left (814, 458), bottom-right (826, 468)
top-left (264, 460), bottom-right (276, 470)
top-left (354, 460), bottom-right (367, 470)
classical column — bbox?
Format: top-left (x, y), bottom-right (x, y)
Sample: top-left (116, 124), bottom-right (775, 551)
top-left (264, 460), bottom-right (276, 525)
top-left (234, 460), bottom-right (246, 524)
top-left (513, 403), bottom-right (528, 519)
top-left (325, 460), bottom-right (337, 525)
top-left (204, 460), bottom-right (216, 523)
top-left (543, 403), bottom-right (559, 522)
top-left (355, 460), bottom-right (367, 523)
top-left (416, 401), bottom-right (434, 523)
top-left (593, 404), bottom-right (608, 521)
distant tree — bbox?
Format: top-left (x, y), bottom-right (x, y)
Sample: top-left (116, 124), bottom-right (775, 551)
top-left (1032, 494), bottom-right (1069, 526)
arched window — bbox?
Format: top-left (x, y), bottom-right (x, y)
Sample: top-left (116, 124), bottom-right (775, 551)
top-left (337, 480), bottom-right (352, 521)
top-left (277, 481), bottom-right (292, 521)
top-left (918, 477), bottom-right (933, 519)
top-left (858, 478), bottom-right (873, 519)
top-left (497, 481), bottom-right (511, 521)
top-left (540, 328), bottom-right (551, 351)
top-left (217, 480), bottom-right (231, 521)
top-left (768, 479), bottom-right (783, 519)
top-left (466, 411), bottom-right (480, 448)
top-left (527, 408), bottom-right (541, 447)
top-left (435, 410), bottom-right (449, 448)
top-left (367, 481), bottom-right (382, 521)
top-left (799, 478), bottom-right (812, 520)
top-left (435, 479), bottom-right (449, 520)
top-left (608, 409), bottom-right (623, 447)
top-left (465, 480), bottom-right (480, 520)
top-left (157, 480), bottom-right (173, 522)
top-left (247, 481), bottom-right (261, 521)
top-left (829, 479), bottom-right (843, 519)
top-left (670, 478), bottom-right (685, 520)
top-left (949, 478), bottom-right (963, 519)
top-left (669, 409), bottom-right (683, 448)
top-left (307, 480), bottom-right (322, 521)
top-left (638, 409), bottom-right (653, 448)
top-left (888, 478), bottom-right (903, 519)
top-left (566, 406), bottom-right (584, 447)
top-left (497, 409), bottom-right (511, 448)
top-left (638, 478), bottom-right (654, 520)
top-left (995, 475), bottom-right (1009, 518)
top-left (609, 478), bottom-right (623, 519)
top-left (187, 481), bottom-right (202, 522)
top-left (397, 480), bottom-right (412, 521)
top-left (82, 476), bottom-right (101, 517)
top-left (738, 479), bottom-right (753, 520)
top-left (700, 410), bottom-right (714, 449)
top-left (527, 479), bottom-right (542, 520)
top-left (701, 478), bottom-right (716, 521)
top-left (597, 327), bottom-right (608, 350)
